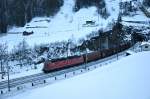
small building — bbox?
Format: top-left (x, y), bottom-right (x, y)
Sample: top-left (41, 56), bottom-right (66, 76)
top-left (82, 20), bottom-right (98, 27)
top-left (23, 31), bottom-right (34, 36)
top-left (140, 42), bottom-right (150, 51)
top-left (86, 21), bottom-right (95, 25)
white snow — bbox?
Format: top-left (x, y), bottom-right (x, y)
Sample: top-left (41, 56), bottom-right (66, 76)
top-left (1, 0), bottom-right (150, 92)
top-left (0, 64), bottom-right (43, 82)
top-left (0, 0), bottom-right (121, 50)
top-left (141, 41), bottom-right (150, 46)
top-left (122, 12), bottom-right (150, 26)
top-left (3, 51), bottom-right (150, 99)
top-left (0, 0), bottom-right (149, 50)
top-left (125, 50), bottom-right (136, 55)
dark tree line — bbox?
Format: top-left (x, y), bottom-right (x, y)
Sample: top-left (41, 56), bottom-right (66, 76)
top-left (143, 0), bottom-right (150, 7)
top-left (74, 0), bottom-right (109, 19)
top-left (119, 1), bottom-right (138, 16)
top-left (110, 13), bottom-right (124, 46)
top-left (0, 0), bottom-right (8, 33)
top-left (74, 0), bottom-right (105, 11)
top-left (0, 0), bottom-right (64, 33)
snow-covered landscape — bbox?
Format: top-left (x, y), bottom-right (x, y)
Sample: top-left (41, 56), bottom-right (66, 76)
top-left (1, 0), bottom-right (116, 50)
top-left (1, 51), bottom-right (150, 99)
top-left (0, 0), bottom-right (150, 98)
top-left (0, 0), bottom-right (149, 50)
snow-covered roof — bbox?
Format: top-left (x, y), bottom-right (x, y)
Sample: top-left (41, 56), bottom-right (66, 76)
top-left (126, 50), bottom-right (136, 55)
top-left (140, 42), bottom-right (150, 46)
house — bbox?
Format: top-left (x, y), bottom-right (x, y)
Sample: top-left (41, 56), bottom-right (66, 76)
top-left (140, 42), bottom-right (150, 51)
top-left (82, 20), bottom-right (98, 27)
top-left (86, 21), bottom-right (95, 25)
top-left (23, 31), bottom-right (34, 36)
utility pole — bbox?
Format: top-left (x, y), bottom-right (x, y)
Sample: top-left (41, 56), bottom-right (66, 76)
top-left (116, 42), bottom-right (119, 60)
top-left (7, 60), bottom-right (10, 91)
top-left (99, 31), bottom-right (102, 51)
top-left (84, 42), bottom-right (87, 70)
top-left (98, 10), bottom-right (100, 25)
top-left (67, 40), bottom-right (71, 57)
top-left (85, 48), bottom-right (87, 70)
top-left (99, 27), bottom-right (103, 52)
top-left (6, 51), bottom-right (10, 91)
top-left (66, 40), bottom-right (70, 66)
top-left (0, 61), bottom-right (4, 79)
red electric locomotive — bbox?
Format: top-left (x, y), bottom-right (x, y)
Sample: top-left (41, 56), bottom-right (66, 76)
top-left (43, 56), bottom-right (84, 73)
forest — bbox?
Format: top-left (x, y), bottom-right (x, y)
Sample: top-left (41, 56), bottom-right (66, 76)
top-left (0, 0), bottom-right (64, 33)
top-left (0, 0), bottom-right (110, 33)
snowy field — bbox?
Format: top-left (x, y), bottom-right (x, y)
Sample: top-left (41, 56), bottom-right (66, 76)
top-left (2, 51), bottom-right (150, 99)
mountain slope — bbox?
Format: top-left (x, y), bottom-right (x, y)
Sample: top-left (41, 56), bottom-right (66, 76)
top-left (0, 0), bottom-right (149, 50)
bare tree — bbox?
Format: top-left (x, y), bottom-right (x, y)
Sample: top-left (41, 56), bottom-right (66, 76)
top-left (12, 39), bottom-right (30, 68)
top-left (0, 43), bottom-right (8, 79)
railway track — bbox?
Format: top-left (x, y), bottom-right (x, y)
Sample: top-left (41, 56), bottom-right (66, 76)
top-left (0, 51), bottom-right (126, 91)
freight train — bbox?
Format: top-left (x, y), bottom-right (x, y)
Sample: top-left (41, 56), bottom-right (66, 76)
top-left (43, 42), bottom-right (131, 73)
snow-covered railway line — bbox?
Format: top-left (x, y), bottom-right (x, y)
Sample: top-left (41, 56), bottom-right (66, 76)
top-left (0, 73), bottom-right (44, 89)
top-left (0, 51), bottom-right (126, 95)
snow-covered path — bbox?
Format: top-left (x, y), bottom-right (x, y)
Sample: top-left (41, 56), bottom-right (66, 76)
top-left (2, 51), bottom-right (150, 99)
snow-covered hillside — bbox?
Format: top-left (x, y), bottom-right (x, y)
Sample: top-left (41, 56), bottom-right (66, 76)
top-left (0, 0), bottom-right (150, 80)
top-left (0, 0), bottom-right (149, 50)
top-left (0, 0), bottom-right (120, 50)
top-left (3, 51), bottom-right (150, 99)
